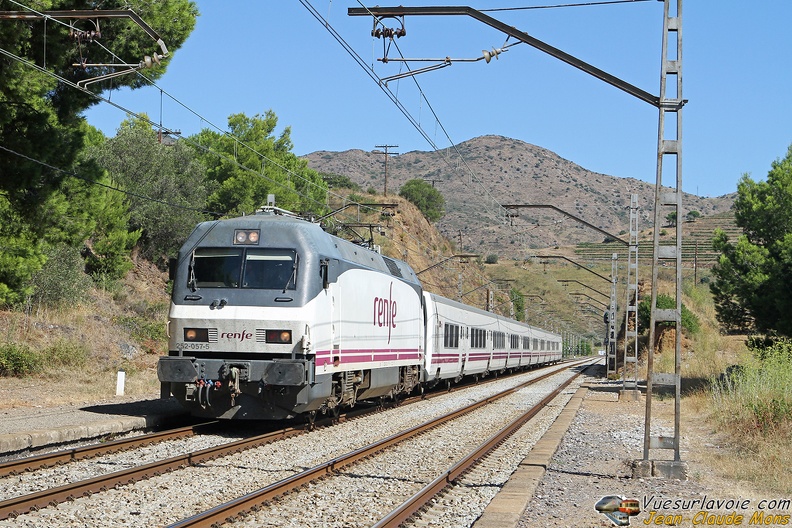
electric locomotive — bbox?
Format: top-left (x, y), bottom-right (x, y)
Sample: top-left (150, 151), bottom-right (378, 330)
top-left (158, 206), bottom-right (424, 420)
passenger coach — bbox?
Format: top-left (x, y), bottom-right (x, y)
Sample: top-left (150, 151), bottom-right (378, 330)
top-left (424, 293), bottom-right (562, 387)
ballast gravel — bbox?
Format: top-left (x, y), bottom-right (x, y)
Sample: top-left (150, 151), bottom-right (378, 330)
top-left (0, 366), bottom-right (577, 528)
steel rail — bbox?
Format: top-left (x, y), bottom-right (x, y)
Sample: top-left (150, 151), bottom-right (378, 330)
top-left (374, 363), bottom-right (590, 527)
top-left (0, 424), bottom-right (305, 520)
top-left (0, 421), bottom-right (217, 478)
top-left (0, 358), bottom-right (590, 521)
top-left (167, 358), bottom-right (594, 527)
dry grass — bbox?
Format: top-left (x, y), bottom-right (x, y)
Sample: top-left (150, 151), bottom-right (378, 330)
top-left (0, 261), bottom-right (167, 409)
top-left (663, 282), bottom-right (792, 495)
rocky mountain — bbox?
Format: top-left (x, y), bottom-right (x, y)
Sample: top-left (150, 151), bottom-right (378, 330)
top-left (305, 135), bottom-right (735, 257)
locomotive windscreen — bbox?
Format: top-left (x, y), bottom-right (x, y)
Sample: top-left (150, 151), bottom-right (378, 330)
top-left (190, 248), bottom-right (298, 290)
top-left (192, 248), bottom-right (243, 288)
top-left (242, 249), bottom-right (297, 290)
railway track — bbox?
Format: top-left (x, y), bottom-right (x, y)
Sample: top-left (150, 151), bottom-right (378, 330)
top-left (0, 422), bottom-right (217, 478)
top-left (0, 358), bottom-right (594, 526)
top-left (171, 358), bottom-right (594, 527)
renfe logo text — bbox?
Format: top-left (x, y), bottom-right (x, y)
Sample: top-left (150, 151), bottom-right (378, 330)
top-left (221, 331), bottom-right (253, 342)
top-left (373, 282), bottom-right (397, 344)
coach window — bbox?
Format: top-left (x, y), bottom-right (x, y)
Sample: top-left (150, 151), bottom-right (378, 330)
top-left (191, 248), bottom-right (243, 288)
top-left (242, 249), bottom-right (298, 290)
top-left (510, 334), bottom-right (520, 349)
top-left (470, 328), bottom-right (484, 349)
top-left (444, 323), bottom-right (460, 348)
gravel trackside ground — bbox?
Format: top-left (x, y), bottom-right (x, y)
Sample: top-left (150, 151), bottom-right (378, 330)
top-left (516, 366), bottom-right (786, 528)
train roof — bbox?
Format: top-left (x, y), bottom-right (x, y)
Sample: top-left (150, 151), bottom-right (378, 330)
top-left (182, 212), bottom-right (422, 289)
top-left (424, 291), bottom-right (560, 338)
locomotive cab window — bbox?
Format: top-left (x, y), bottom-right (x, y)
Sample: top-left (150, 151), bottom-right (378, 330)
top-left (243, 249), bottom-right (298, 290)
top-left (191, 249), bottom-right (243, 288)
top-left (190, 248), bottom-right (298, 290)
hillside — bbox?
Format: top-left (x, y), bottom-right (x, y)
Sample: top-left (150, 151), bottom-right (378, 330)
top-left (0, 136), bottom-right (741, 408)
top-left (305, 135), bottom-right (735, 257)
top-left (5, 196), bottom-right (582, 408)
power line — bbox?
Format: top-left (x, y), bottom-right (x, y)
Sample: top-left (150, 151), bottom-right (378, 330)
top-left (0, 50), bottom-right (445, 278)
top-left (2, 1), bottom-right (513, 294)
top-left (481, 0), bottom-right (653, 12)
top-left (0, 144), bottom-right (221, 216)
top-left (306, 0), bottom-right (513, 227)
top-left (2, 1), bottom-right (360, 216)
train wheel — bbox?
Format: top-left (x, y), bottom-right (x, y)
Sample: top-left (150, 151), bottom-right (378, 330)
top-left (446, 380), bottom-right (452, 392)
top-left (306, 410), bottom-right (317, 431)
top-left (331, 405), bottom-right (341, 424)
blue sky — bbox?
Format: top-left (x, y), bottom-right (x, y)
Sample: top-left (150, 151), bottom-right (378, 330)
top-left (83, 1), bottom-right (792, 199)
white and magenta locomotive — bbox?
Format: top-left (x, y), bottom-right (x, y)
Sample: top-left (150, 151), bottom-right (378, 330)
top-left (157, 207), bottom-right (562, 420)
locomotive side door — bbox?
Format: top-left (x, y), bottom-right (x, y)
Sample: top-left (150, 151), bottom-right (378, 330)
top-left (327, 259), bottom-right (341, 367)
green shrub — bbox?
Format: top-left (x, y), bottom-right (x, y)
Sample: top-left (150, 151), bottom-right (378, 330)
top-left (637, 293), bottom-right (700, 335)
top-left (398, 179), bottom-right (445, 222)
top-left (712, 349), bottom-right (792, 433)
top-left (115, 314), bottom-right (167, 343)
top-left (0, 343), bottom-right (41, 377)
top-left (747, 336), bottom-right (792, 362)
top-left (30, 245), bottom-right (93, 308)
top-left (45, 339), bottom-right (89, 368)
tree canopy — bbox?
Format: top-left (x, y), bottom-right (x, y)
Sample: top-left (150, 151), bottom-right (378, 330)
top-left (398, 179), bottom-right (445, 222)
top-left (189, 112), bottom-right (328, 216)
top-left (85, 116), bottom-right (209, 265)
top-left (0, 0), bottom-right (197, 215)
top-left (711, 144), bottom-right (792, 336)
top-left (0, 0), bottom-right (197, 306)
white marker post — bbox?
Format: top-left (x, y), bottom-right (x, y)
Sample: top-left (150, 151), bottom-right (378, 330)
top-left (116, 369), bottom-right (126, 396)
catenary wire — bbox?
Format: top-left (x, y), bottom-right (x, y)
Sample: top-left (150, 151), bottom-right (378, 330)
top-left (481, 0), bottom-right (653, 12)
top-left (2, 2), bottom-right (599, 317)
top-left (300, 0), bottom-right (517, 269)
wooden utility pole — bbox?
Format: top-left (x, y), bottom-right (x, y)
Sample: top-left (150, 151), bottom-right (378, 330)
top-left (375, 144), bottom-right (398, 195)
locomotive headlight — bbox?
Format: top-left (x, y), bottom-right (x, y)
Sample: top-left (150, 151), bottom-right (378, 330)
top-left (233, 229), bottom-right (261, 245)
top-left (265, 329), bottom-right (292, 344)
top-left (184, 328), bottom-right (209, 342)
